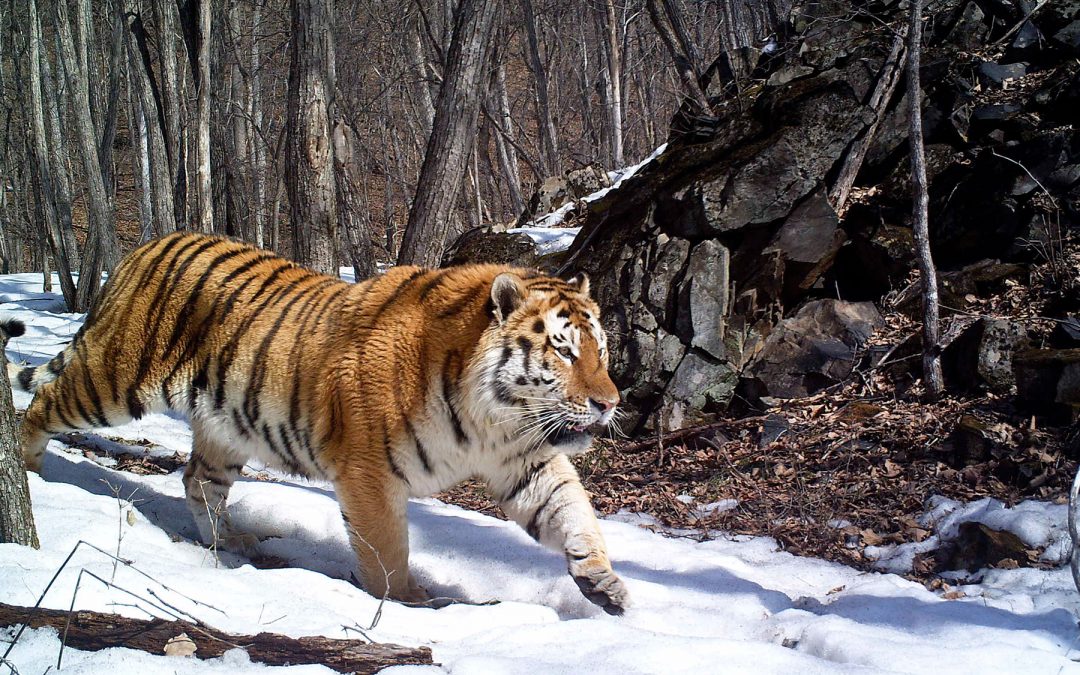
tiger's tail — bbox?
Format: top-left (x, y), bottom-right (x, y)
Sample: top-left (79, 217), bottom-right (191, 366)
top-left (2, 319), bottom-right (72, 393)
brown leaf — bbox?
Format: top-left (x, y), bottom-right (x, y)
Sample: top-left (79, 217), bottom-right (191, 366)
top-left (860, 529), bottom-right (884, 546)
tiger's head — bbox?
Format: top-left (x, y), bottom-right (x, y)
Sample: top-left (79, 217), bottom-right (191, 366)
top-left (480, 271), bottom-right (620, 453)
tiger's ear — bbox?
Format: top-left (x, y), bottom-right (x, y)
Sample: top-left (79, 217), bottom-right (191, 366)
top-left (491, 273), bottom-right (525, 324)
top-left (567, 272), bottom-right (590, 296)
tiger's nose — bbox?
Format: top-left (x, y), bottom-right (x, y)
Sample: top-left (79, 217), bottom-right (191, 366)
top-left (589, 397), bottom-right (617, 413)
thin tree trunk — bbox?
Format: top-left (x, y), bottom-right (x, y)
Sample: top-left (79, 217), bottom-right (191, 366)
top-left (829, 29), bottom-right (906, 213)
top-left (152, 0), bottom-right (185, 227)
top-left (907, 0), bottom-right (943, 397)
top-left (334, 120), bottom-right (376, 281)
top-left (286, 0), bottom-right (339, 274)
top-left (38, 29), bottom-right (81, 270)
top-left (195, 0), bottom-right (213, 232)
top-left (406, 12), bottom-right (435, 137)
top-left (397, 0), bottom-right (501, 267)
top-left (0, 326), bottom-right (38, 549)
top-left (600, 0), bottom-right (623, 166)
top-left (26, 0), bottom-right (78, 309)
top-left (521, 0), bottom-right (559, 177)
top-left (250, 0), bottom-right (265, 247)
top-left (127, 38), bottom-right (155, 241)
top-left (646, 0), bottom-right (711, 112)
top-left (98, 0), bottom-right (124, 192)
top-left (489, 59), bottom-right (524, 213)
top-left (54, 0), bottom-right (119, 310)
top-left (126, 11), bottom-right (177, 235)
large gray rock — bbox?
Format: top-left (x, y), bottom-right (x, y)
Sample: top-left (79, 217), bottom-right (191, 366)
top-left (516, 165), bottom-right (611, 226)
top-left (441, 228), bottom-right (540, 267)
top-left (741, 300), bottom-right (884, 400)
top-left (942, 318), bottom-right (1028, 393)
top-left (1013, 348), bottom-right (1080, 419)
top-left (677, 240), bottom-right (730, 359)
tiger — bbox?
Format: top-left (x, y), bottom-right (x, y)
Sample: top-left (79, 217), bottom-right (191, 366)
top-left (8, 232), bottom-right (629, 614)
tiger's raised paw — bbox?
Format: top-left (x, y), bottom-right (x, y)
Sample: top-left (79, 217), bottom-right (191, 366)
top-left (569, 558), bottom-right (630, 616)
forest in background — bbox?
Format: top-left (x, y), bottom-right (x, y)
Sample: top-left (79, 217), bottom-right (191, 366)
top-left (0, 0), bottom-right (787, 311)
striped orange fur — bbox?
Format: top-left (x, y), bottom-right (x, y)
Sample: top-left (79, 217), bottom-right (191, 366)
top-left (11, 232), bottom-right (628, 613)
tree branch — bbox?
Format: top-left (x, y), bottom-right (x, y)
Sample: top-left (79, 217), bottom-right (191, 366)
top-left (0, 601), bottom-right (433, 674)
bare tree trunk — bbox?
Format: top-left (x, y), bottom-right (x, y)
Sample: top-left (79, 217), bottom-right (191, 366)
top-left (488, 58), bottom-right (524, 214)
top-left (600, 0), bottom-right (623, 167)
top-left (38, 29), bottom-right (81, 270)
top-left (907, 0), bottom-right (943, 398)
top-left (397, 0), bottom-right (501, 267)
top-left (152, 0), bottom-right (185, 227)
top-left (286, 0), bottom-right (339, 274)
top-left (26, 0), bottom-right (78, 310)
top-left (53, 0), bottom-right (119, 310)
top-left (0, 324), bottom-right (38, 549)
top-left (829, 30), bottom-right (906, 213)
top-left (405, 11), bottom-right (435, 137)
top-left (195, 0), bottom-right (214, 232)
top-left (646, 0), bottom-right (710, 112)
top-left (127, 41), bottom-right (154, 241)
top-left (521, 0), bottom-right (559, 177)
top-left (250, 0), bottom-right (266, 247)
top-left (98, 0), bottom-right (124, 192)
top-left (334, 120), bottom-right (376, 281)
top-left (126, 10), bottom-right (177, 236)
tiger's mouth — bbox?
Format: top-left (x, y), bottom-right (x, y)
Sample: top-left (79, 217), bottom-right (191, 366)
top-left (548, 421), bottom-right (607, 446)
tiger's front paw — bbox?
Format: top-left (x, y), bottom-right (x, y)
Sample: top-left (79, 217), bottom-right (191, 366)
top-left (568, 556), bottom-right (630, 615)
top-left (217, 531), bottom-right (261, 557)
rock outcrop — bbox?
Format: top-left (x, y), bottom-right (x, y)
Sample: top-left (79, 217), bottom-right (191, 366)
top-left (555, 0), bottom-right (1080, 431)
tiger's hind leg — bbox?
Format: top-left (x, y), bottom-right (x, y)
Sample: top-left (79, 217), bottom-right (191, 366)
top-left (183, 419), bottom-right (258, 556)
top-left (18, 348), bottom-right (134, 473)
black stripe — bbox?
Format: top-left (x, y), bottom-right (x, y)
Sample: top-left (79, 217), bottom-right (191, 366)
top-left (286, 288), bottom-right (337, 469)
top-left (371, 269), bottom-right (426, 321)
top-left (405, 420), bottom-right (433, 474)
top-left (441, 351), bottom-right (469, 446)
top-left (163, 247), bottom-right (248, 356)
top-left (498, 340), bottom-right (514, 369)
top-left (17, 367), bottom-right (33, 391)
top-left (221, 251), bottom-right (277, 284)
top-left (262, 422), bottom-right (302, 474)
top-left (517, 336), bottom-right (533, 374)
top-left (437, 283), bottom-right (485, 319)
top-left (128, 238), bottom-right (221, 399)
top-left (47, 395), bottom-right (77, 431)
top-left (526, 478), bottom-right (573, 540)
top-left (213, 271), bottom-right (304, 409)
top-left (384, 429), bottom-right (408, 483)
top-left (46, 353), bottom-right (65, 375)
top-left (189, 357), bottom-right (210, 412)
top-left (231, 408), bottom-right (251, 439)
top-left (417, 269), bottom-right (452, 301)
top-left (276, 425), bottom-right (300, 473)
top-left (84, 234), bottom-right (185, 335)
top-left (493, 380), bottom-right (516, 405)
top-left (502, 458), bottom-right (552, 503)
top-left (74, 343), bottom-right (110, 426)
top-left (99, 236), bottom-right (196, 400)
top-left (243, 278), bottom-right (336, 427)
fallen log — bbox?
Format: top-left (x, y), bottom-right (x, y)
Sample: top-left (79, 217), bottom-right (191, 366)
top-left (0, 601), bottom-right (433, 674)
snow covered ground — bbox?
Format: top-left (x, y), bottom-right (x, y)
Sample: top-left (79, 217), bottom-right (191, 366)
top-left (2, 272), bottom-right (1080, 674)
